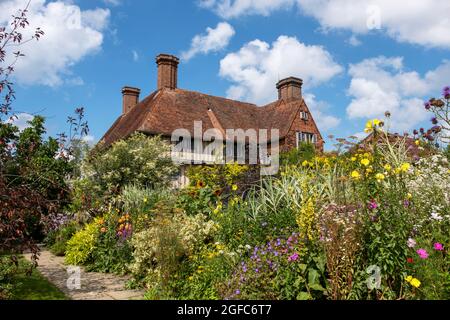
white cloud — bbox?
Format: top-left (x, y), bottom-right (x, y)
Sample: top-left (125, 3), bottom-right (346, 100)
top-left (181, 22), bottom-right (235, 61)
top-left (198, 0), bottom-right (296, 19)
top-left (66, 76), bottom-right (84, 86)
top-left (103, 0), bottom-right (121, 6)
top-left (0, 0), bottom-right (110, 87)
top-left (219, 35), bottom-right (343, 104)
top-left (348, 35), bottom-right (361, 47)
top-left (132, 50), bottom-right (139, 62)
top-left (6, 113), bottom-right (34, 131)
top-left (346, 56), bottom-right (450, 132)
top-left (200, 0), bottom-right (450, 49)
top-left (304, 93), bottom-right (341, 132)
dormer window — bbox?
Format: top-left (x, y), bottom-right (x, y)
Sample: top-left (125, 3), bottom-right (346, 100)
top-left (300, 111), bottom-right (309, 120)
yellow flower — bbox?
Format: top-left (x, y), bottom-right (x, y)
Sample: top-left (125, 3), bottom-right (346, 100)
top-left (361, 158), bottom-right (370, 166)
top-left (302, 160), bottom-right (309, 167)
top-left (415, 140), bottom-right (420, 146)
top-left (410, 278), bottom-right (421, 288)
top-left (405, 276), bottom-right (413, 283)
top-left (384, 164), bottom-right (392, 171)
top-left (351, 171), bottom-right (360, 179)
top-left (373, 119), bottom-right (381, 126)
top-left (407, 193), bottom-right (413, 199)
top-left (351, 157), bottom-right (357, 162)
top-left (400, 163), bottom-right (411, 172)
top-left (365, 120), bottom-right (373, 129)
top-left (143, 198), bottom-right (148, 203)
top-left (375, 173), bottom-right (385, 182)
top-left (232, 185), bottom-right (238, 191)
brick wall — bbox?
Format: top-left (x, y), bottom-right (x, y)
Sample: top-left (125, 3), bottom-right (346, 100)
top-left (281, 107), bottom-right (324, 153)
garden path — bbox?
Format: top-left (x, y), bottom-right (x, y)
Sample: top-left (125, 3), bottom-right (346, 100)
top-left (24, 250), bottom-right (145, 300)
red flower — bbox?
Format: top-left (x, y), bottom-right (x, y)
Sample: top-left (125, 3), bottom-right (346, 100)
top-left (407, 257), bottom-right (414, 264)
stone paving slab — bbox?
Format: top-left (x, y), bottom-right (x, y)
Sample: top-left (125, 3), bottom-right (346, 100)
top-left (24, 250), bottom-right (145, 300)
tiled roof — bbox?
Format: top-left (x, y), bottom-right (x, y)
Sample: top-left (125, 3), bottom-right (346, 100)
top-left (100, 88), bottom-right (317, 147)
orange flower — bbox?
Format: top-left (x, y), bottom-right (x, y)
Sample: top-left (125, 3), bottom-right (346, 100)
top-left (100, 227), bottom-right (107, 233)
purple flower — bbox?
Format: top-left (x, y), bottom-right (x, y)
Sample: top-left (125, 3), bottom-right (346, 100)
top-left (431, 117), bottom-right (438, 125)
top-left (368, 200), bottom-right (378, 210)
top-left (288, 253), bottom-right (299, 262)
top-left (403, 200), bottom-right (410, 208)
top-left (416, 248), bottom-right (429, 259)
top-left (235, 289), bottom-right (240, 295)
top-left (434, 243), bottom-right (444, 251)
top-left (413, 129), bottom-right (419, 135)
top-left (424, 102), bottom-right (431, 110)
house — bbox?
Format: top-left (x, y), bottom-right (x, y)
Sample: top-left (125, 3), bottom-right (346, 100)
top-left (100, 53), bottom-right (324, 180)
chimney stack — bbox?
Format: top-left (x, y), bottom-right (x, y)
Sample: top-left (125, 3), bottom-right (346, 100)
top-left (276, 77), bottom-right (303, 101)
top-left (122, 86), bottom-right (141, 114)
top-left (156, 54), bottom-right (179, 90)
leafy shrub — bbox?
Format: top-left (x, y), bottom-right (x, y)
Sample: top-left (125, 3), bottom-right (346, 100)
top-left (281, 142), bottom-right (316, 166)
top-left (0, 256), bottom-right (17, 300)
top-left (118, 184), bottom-right (172, 232)
top-left (50, 222), bottom-right (79, 256)
top-left (87, 210), bottom-right (134, 274)
top-left (130, 200), bottom-right (217, 293)
top-left (218, 234), bottom-right (327, 300)
top-left (65, 219), bottom-right (100, 266)
top-left (76, 133), bottom-right (178, 199)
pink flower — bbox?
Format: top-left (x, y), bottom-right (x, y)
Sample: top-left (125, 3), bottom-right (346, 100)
top-left (407, 238), bottom-right (416, 248)
top-left (434, 243), bottom-right (444, 251)
top-left (288, 253), bottom-right (299, 262)
top-left (416, 249), bottom-right (429, 259)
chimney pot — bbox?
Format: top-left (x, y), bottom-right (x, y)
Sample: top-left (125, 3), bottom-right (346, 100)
top-left (122, 86), bottom-right (140, 114)
top-left (156, 54), bottom-right (179, 90)
top-left (276, 77), bottom-right (303, 101)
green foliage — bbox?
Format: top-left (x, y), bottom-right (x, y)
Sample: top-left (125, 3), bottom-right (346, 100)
top-left (87, 210), bottom-right (133, 274)
top-left (281, 142), bottom-right (316, 166)
top-left (130, 200), bottom-right (217, 294)
top-left (76, 133), bottom-right (177, 199)
top-left (49, 222), bottom-right (79, 257)
top-left (218, 237), bottom-right (327, 300)
top-left (186, 163), bottom-right (250, 190)
top-left (5, 116), bottom-right (72, 202)
top-left (10, 257), bottom-right (68, 300)
top-left (65, 220), bottom-right (100, 266)
top-left (118, 184), bottom-right (172, 232)
top-left (0, 256), bottom-right (17, 300)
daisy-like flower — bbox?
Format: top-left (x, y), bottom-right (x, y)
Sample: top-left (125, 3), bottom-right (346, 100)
top-left (351, 171), bottom-right (360, 179)
top-left (361, 158), bottom-right (370, 166)
top-left (434, 243), bottom-right (444, 251)
top-left (416, 248), bottom-right (429, 259)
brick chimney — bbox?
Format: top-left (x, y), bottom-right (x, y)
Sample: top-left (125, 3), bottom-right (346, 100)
top-left (276, 77), bottom-right (303, 101)
top-left (156, 54), bottom-right (179, 90)
top-left (122, 86), bottom-right (140, 114)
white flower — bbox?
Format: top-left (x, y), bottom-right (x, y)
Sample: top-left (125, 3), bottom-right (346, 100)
top-left (407, 238), bottom-right (416, 248)
top-left (431, 212), bottom-right (443, 221)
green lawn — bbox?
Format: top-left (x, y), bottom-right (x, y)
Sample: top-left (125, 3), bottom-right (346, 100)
top-left (10, 257), bottom-right (68, 300)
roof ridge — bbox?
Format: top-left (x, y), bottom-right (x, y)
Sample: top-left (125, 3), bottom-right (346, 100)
top-left (175, 88), bottom-right (260, 108)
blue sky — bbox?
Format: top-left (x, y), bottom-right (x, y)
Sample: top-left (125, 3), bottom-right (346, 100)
top-left (1, 0), bottom-right (449, 149)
